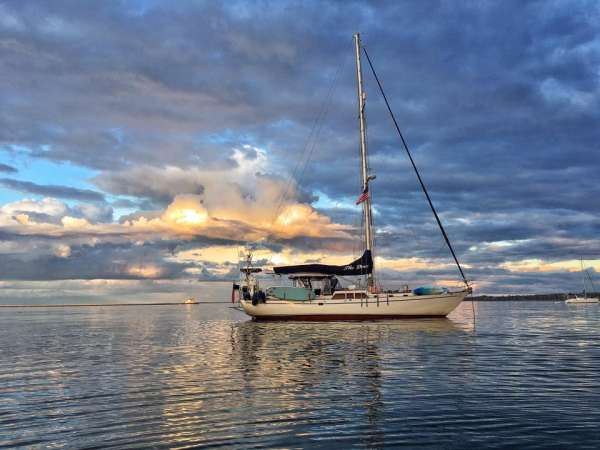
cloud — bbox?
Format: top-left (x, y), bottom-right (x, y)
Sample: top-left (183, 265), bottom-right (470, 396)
top-left (0, 163), bottom-right (17, 173)
top-left (0, 178), bottom-right (105, 202)
top-left (93, 146), bottom-right (270, 205)
top-left (0, 166), bottom-right (357, 282)
top-left (93, 148), bottom-right (353, 241)
top-left (70, 202), bottom-right (113, 222)
top-left (501, 258), bottom-right (600, 274)
top-left (0, 197), bottom-right (112, 224)
top-left (0, 242), bottom-right (190, 281)
top-left (0, 191), bottom-right (350, 244)
top-left (1, 197), bottom-right (68, 218)
top-left (1, 0), bottom-right (600, 294)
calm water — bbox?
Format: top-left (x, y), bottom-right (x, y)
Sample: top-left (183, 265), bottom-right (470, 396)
top-left (1, 290), bottom-right (599, 448)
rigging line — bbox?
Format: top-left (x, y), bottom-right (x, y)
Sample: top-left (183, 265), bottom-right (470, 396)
top-left (270, 97), bottom-right (323, 226)
top-left (271, 109), bottom-right (321, 224)
top-left (293, 56), bottom-right (348, 211)
top-left (362, 46), bottom-right (469, 287)
top-left (470, 291), bottom-right (476, 331)
top-left (588, 272), bottom-right (597, 293)
top-left (584, 266), bottom-right (596, 293)
top-left (295, 58), bottom-right (346, 203)
top-left (270, 59), bottom-right (346, 226)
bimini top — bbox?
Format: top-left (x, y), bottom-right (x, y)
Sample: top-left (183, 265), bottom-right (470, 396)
top-left (273, 250), bottom-right (373, 276)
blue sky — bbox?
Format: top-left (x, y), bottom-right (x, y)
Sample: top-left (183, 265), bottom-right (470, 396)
top-left (1, 0), bottom-right (599, 298)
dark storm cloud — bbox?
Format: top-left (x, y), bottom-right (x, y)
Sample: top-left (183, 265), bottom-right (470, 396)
top-left (0, 178), bottom-right (105, 202)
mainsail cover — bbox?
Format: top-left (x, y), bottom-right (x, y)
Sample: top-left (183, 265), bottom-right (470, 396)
top-left (273, 250), bottom-right (373, 276)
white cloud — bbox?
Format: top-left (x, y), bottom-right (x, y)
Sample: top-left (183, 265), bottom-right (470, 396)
top-left (1, 197), bottom-right (68, 217)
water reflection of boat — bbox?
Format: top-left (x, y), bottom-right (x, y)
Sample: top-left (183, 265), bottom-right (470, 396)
top-left (229, 318), bottom-right (470, 443)
top-left (233, 33), bottom-right (471, 320)
top-left (230, 318), bottom-right (470, 374)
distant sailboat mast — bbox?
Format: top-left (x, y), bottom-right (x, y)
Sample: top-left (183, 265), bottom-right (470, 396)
top-left (354, 32), bottom-right (375, 288)
top-left (581, 257), bottom-right (586, 298)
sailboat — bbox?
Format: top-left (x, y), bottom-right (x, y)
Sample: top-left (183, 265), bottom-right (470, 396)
top-left (233, 33), bottom-right (470, 320)
top-left (565, 258), bottom-right (599, 304)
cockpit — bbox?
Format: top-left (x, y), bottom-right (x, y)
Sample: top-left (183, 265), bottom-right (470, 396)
top-left (289, 274), bottom-right (339, 296)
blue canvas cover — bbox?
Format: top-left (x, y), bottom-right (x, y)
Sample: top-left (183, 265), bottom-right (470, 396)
top-left (266, 286), bottom-right (316, 301)
top-left (413, 286), bottom-right (448, 296)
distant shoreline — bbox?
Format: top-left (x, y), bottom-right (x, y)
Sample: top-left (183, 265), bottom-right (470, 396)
top-left (471, 293), bottom-right (599, 301)
top-left (0, 302), bottom-right (230, 308)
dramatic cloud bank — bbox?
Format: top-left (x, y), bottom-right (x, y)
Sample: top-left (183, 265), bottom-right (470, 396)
top-left (1, 0), bottom-right (599, 299)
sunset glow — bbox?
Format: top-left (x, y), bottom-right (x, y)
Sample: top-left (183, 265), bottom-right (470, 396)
top-left (501, 259), bottom-right (600, 273)
top-left (168, 208), bottom-right (208, 225)
top-left (127, 265), bottom-right (162, 278)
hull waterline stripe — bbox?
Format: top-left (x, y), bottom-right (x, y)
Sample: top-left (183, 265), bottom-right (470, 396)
top-left (252, 314), bottom-right (449, 321)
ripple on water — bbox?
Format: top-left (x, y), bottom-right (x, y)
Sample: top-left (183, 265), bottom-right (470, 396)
top-left (1, 300), bottom-right (600, 448)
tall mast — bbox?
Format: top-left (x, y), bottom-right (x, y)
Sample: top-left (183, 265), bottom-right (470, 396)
top-left (354, 33), bottom-right (375, 287)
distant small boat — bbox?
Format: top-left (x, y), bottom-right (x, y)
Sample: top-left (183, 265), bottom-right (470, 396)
top-left (565, 258), bottom-right (599, 305)
top-left (566, 296), bottom-right (598, 304)
top-left (184, 298), bottom-right (199, 304)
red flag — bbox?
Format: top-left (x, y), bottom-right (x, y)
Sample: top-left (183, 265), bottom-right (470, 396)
top-left (355, 187), bottom-right (369, 205)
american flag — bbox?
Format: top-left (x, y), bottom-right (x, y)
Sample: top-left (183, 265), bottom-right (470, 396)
top-left (355, 186), bottom-right (369, 205)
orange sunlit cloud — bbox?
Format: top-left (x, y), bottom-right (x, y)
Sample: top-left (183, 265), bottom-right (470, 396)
top-left (375, 256), bottom-right (453, 272)
top-left (171, 244), bottom-right (456, 277)
top-left (127, 265), bottom-right (163, 278)
top-left (0, 192), bottom-right (351, 244)
top-left (501, 258), bottom-right (600, 273)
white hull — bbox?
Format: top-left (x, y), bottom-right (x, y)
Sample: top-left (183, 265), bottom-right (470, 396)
top-left (565, 297), bottom-right (598, 304)
top-left (241, 290), bottom-right (467, 320)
